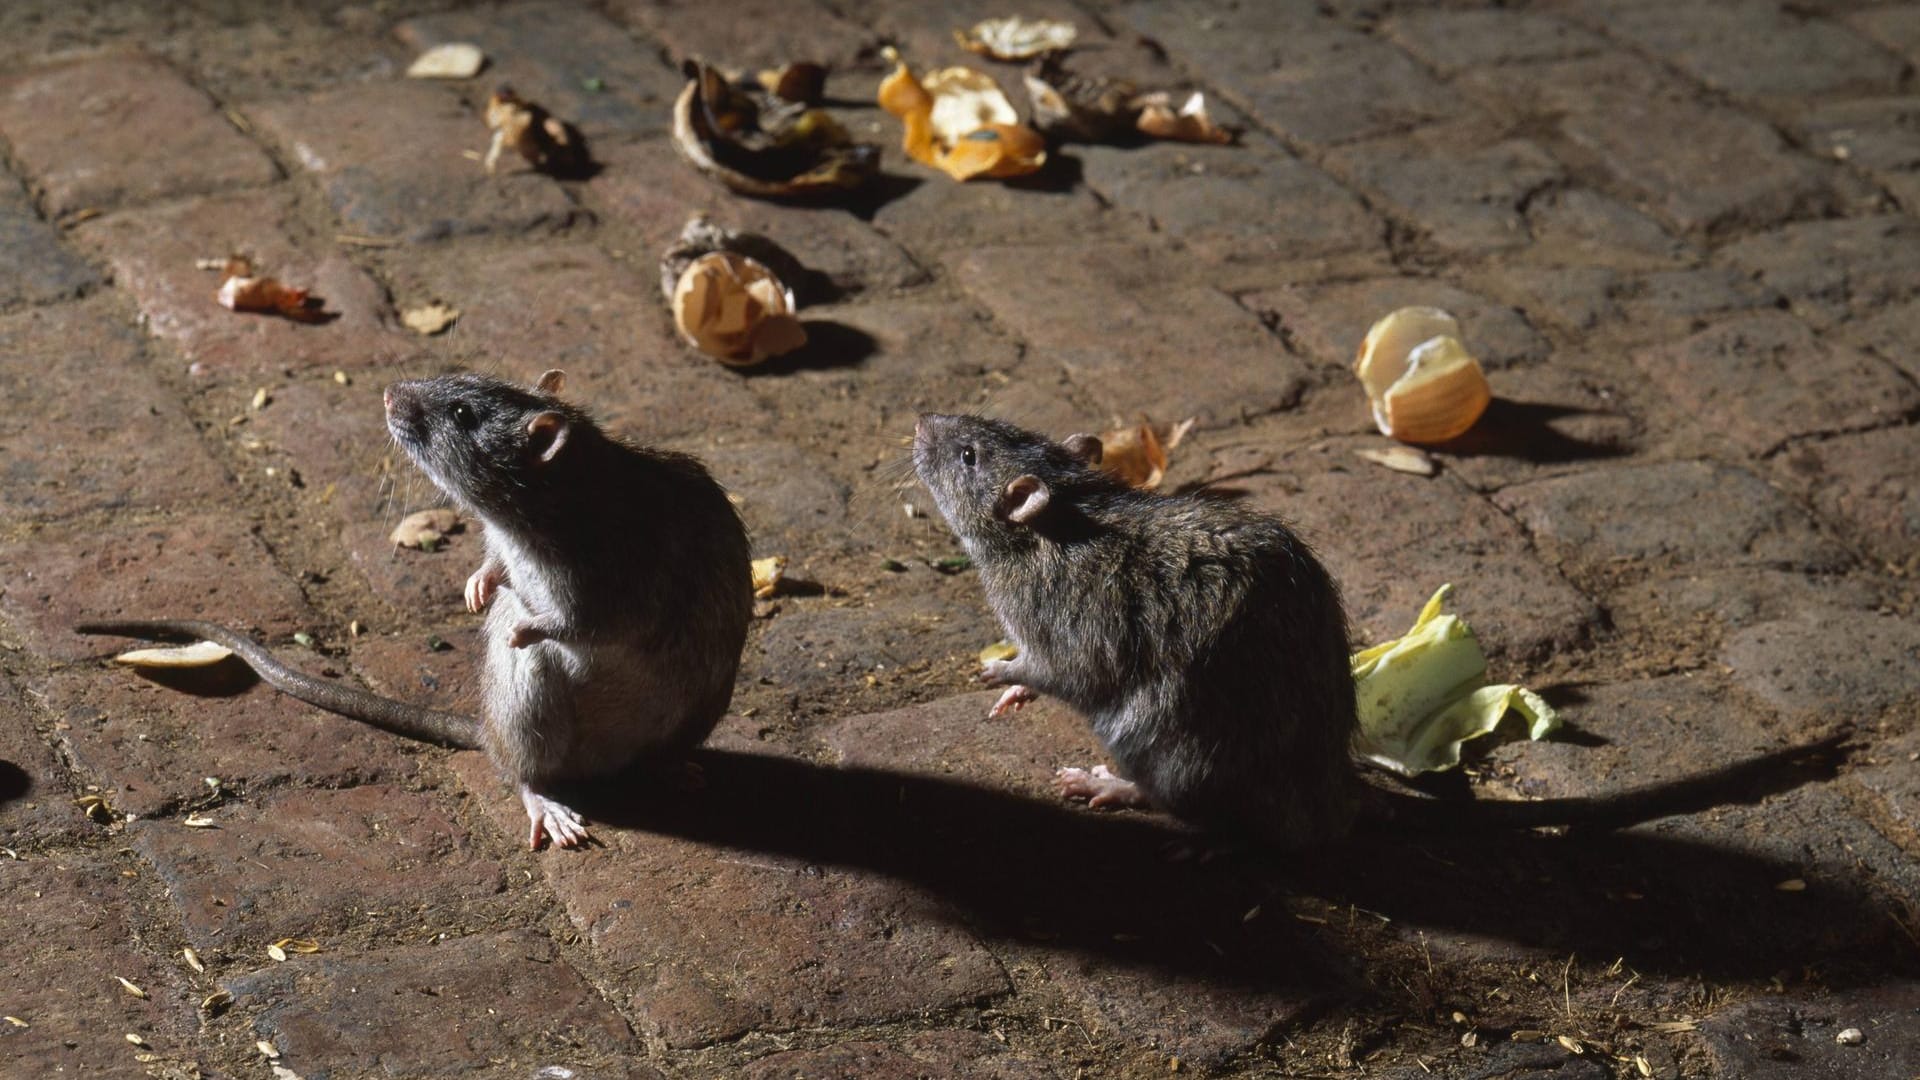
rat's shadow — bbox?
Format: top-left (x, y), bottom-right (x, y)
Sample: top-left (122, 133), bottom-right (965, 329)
top-left (576, 749), bottom-right (1910, 999)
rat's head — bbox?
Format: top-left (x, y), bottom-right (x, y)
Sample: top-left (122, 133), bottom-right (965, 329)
top-left (912, 413), bottom-right (1108, 547)
top-left (384, 369), bottom-right (584, 520)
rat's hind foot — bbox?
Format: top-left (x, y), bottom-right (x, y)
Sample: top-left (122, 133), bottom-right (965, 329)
top-left (520, 786), bottom-right (590, 850)
top-left (1054, 765), bottom-right (1153, 810)
top-left (989, 684), bottom-right (1037, 718)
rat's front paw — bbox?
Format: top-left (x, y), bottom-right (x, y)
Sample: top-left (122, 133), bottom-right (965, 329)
top-left (978, 657), bottom-right (1021, 686)
top-left (508, 621), bottom-right (549, 649)
top-left (465, 564), bottom-right (505, 613)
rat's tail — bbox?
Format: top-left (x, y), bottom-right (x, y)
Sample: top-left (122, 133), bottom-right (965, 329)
top-left (75, 619), bottom-right (480, 751)
top-left (1359, 730), bottom-right (1852, 834)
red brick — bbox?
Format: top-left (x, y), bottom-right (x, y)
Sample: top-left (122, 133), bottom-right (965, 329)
top-left (825, 691), bottom-right (1107, 798)
top-left (1078, 131), bottom-right (1381, 257)
top-left (74, 187), bottom-right (413, 377)
top-left (129, 782), bottom-right (505, 953)
top-left (390, 239), bottom-right (776, 444)
top-left (1722, 607), bottom-right (1920, 723)
top-left (1631, 312), bottom-right (1920, 456)
top-left (227, 929), bottom-right (649, 1077)
top-left (1228, 439), bottom-right (1601, 659)
top-left (1427, 360), bottom-right (1643, 493)
top-left (611, 0), bottom-right (872, 71)
top-left (0, 52), bottom-right (279, 216)
top-left (244, 81), bottom-right (578, 242)
top-left (1837, 296), bottom-right (1920, 384)
top-left (1118, 1), bottom-right (1479, 148)
top-left (344, 627), bottom-right (485, 717)
top-left (1517, 187), bottom-right (1689, 271)
top-left (1716, 215), bottom-right (1920, 331)
top-left (1592, 1), bottom-right (1904, 103)
top-left (1846, 5), bottom-right (1920, 65)
top-left (1491, 461), bottom-right (1851, 573)
top-left (39, 660), bottom-right (428, 820)
top-left (868, 162), bottom-right (1125, 257)
top-left (0, 511), bottom-right (310, 663)
top-left (0, 171), bottom-right (98, 310)
top-left (1778, 426), bottom-right (1920, 570)
top-left (953, 243), bottom-right (1310, 427)
top-left (0, 675), bottom-right (85, 849)
top-left (580, 137), bottom-right (930, 298)
top-left (448, 747), bottom-right (1011, 1049)
top-left (1458, 54), bottom-right (1835, 235)
top-left (1384, 9), bottom-right (1606, 76)
top-left (744, 1031), bottom-right (1051, 1079)
top-left (1243, 276), bottom-right (1547, 372)
top-left (237, 372), bottom-right (477, 615)
top-left (1702, 982), bottom-right (1920, 1080)
top-left (1487, 673), bottom-right (1794, 803)
top-left (1798, 99), bottom-right (1920, 220)
top-left (1326, 127), bottom-right (1559, 256)
top-left (398, 2), bottom-right (685, 140)
top-left (0, 299), bottom-right (228, 523)
top-left (0, 857), bottom-right (206, 1075)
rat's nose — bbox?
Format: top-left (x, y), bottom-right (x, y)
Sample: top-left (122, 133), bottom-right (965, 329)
top-left (382, 386), bottom-right (393, 412)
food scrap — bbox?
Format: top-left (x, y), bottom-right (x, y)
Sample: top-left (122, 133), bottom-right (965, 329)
top-left (406, 42), bottom-right (485, 80)
top-left (1132, 90), bottom-right (1235, 144)
top-left (756, 61), bottom-right (828, 105)
top-left (113, 641), bottom-right (235, 669)
top-left (954, 16), bottom-right (1078, 60)
top-left (1353, 307), bottom-right (1492, 444)
top-left (401, 302), bottom-right (460, 336)
top-left (879, 48), bottom-right (1047, 181)
top-left (1097, 416), bottom-right (1195, 489)
top-left (672, 61), bottom-right (878, 197)
top-left (1355, 444), bottom-right (1437, 477)
top-left (484, 86), bottom-right (587, 177)
top-left (979, 640), bottom-right (1019, 664)
top-left (390, 507), bottom-right (462, 550)
top-left (751, 555), bottom-right (788, 599)
top-left (1025, 60), bottom-right (1237, 145)
top-left (661, 218), bottom-right (808, 367)
top-left (1350, 584), bottom-right (1559, 776)
top-left (214, 256), bottom-right (328, 323)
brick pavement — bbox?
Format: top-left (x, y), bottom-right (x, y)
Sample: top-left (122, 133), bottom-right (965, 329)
top-left (0, 1), bottom-right (1916, 1076)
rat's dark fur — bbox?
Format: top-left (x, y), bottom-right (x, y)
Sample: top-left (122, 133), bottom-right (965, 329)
top-left (83, 371), bottom-right (752, 849)
top-left (913, 413), bottom-right (1847, 847)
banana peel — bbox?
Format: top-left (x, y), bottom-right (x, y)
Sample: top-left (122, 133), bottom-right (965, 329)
top-left (1351, 584), bottom-right (1558, 776)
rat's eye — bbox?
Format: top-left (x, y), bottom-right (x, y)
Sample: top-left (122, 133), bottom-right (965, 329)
top-left (450, 401), bottom-right (477, 429)
top-left (961, 445), bottom-right (977, 468)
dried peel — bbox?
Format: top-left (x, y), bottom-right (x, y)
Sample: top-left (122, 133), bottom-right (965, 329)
top-left (114, 642), bottom-right (235, 669)
top-left (1133, 90), bottom-right (1235, 144)
top-left (673, 61), bottom-right (878, 197)
top-left (1098, 416), bottom-right (1195, 489)
top-left (1354, 307), bottom-right (1492, 444)
top-left (672, 253), bottom-right (806, 366)
top-left (955, 16), bottom-right (1077, 60)
top-left (879, 49), bottom-right (1046, 181)
top-left (484, 87), bottom-right (586, 177)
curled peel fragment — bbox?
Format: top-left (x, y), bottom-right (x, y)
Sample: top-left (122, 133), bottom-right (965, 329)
top-left (879, 49), bottom-right (1046, 181)
top-left (955, 16), bottom-right (1077, 61)
top-left (673, 61), bottom-right (877, 197)
top-left (1353, 307), bottom-right (1492, 444)
top-left (1350, 584), bottom-right (1559, 776)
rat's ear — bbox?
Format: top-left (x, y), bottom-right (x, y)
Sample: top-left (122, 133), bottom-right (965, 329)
top-left (526, 411), bottom-right (570, 463)
top-left (535, 369), bottom-right (566, 397)
top-left (997, 474), bottom-right (1051, 524)
top-left (1061, 433), bottom-right (1103, 466)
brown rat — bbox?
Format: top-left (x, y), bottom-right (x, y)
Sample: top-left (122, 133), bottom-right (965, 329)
top-left (912, 413), bottom-right (1846, 846)
top-left (81, 370), bottom-right (752, 850)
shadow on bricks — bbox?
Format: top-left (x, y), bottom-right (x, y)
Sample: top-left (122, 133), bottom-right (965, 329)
top-left (563, 747), bottom-right (1907, 992)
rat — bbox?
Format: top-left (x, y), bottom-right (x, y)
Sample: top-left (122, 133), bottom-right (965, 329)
top-left (911, 413), bottom-right (1847, 847)
top-left (80, 370), bottom-right (752, 850)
